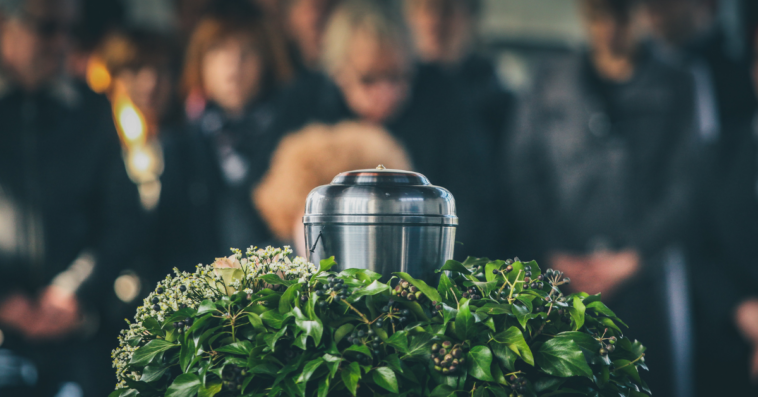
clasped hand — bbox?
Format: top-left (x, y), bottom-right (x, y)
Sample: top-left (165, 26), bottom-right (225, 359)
top-left (0, 285), bottom-right (82, 340)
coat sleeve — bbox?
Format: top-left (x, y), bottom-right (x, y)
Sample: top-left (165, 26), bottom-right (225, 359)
top-left (75, 101), bottom-right (145, 306)
top-left (624, 73), bottom-right (699, 257)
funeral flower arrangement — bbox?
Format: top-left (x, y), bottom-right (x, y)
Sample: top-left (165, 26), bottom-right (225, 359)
top-left (110, 246), bottom-right (650, 397)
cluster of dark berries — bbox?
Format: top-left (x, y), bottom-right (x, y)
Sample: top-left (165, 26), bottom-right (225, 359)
top-left (508, 374), bottom-right (528, 396)
top-left (461, 287), bottom-right (482, 300)
top-left (315, 275), bottom-right (349, 307)
top-left (599, 336), bottom-right (617, 356)
top-left (346, 328), bottom-right (382, 357)
top-left (172, 317), bottom-right (194, 333)
top-left (521, 267), bottom-right (541, 290)
top-left (430, 301), bottom-right (443, 317)
top-left (493, 258), bottom-right (515, 275)
top-left (391, 281), bottom-right (423, 301)
top-left (431, 341), bottom-right (466, 375)
top-left (375, 301), bottom-right (411, 327)
top-left (222, 365), bottom-right (246, 391)
top-left (544, 268), bottom-right (570, 286)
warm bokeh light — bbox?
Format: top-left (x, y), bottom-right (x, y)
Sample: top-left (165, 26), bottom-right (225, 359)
top-left (113, 94), bottom-right (147, 145)
top-left (85, 56), bottom-right (112, 94)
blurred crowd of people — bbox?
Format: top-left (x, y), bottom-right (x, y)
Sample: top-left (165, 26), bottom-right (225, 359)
top-left (0, 0), bottom-right (756, 396)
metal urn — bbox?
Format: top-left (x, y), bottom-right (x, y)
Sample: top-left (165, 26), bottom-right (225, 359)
top-left (303, 165), bottom-right (457, 281)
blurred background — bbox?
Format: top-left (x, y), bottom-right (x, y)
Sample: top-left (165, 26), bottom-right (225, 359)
top-left (0, 0), bottom-right (757, 396)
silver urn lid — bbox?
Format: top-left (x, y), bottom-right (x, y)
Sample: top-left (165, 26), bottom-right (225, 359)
top-left (303, 165), bottom-right (457, 280)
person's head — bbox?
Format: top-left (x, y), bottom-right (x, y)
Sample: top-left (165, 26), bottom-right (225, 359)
top-left (642, 0), bottom-right (715, 48)
top-left (182, 0), bottom-right (292, 117)
top-left (322, 0), bottom-right (413, 124)
top-left (99, 29), bottom-right (175, 125)
top-left (254, 121), bottom-right (412, 255)
top-left (0, 0), bottom-right (78, 90)
top-left (282, 0), bottom-right (341, 68)
top-left (404, 0), bottom-right (476, 64)
top-left (580, 0), bottom-right (643, 60)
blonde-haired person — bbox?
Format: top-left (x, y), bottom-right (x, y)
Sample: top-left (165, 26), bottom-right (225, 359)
top-left (151, 0), bottom-right (292, 278)
top-left (269, 0), bottom-right (502, 261)
top-left (254, 121), bottom-right (411, 255)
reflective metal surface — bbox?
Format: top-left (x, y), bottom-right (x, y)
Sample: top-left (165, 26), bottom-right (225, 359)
top-left (304, 167), bottom-right (457, 280)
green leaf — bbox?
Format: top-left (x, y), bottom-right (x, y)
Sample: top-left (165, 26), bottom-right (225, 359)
top-left (197, 300), bottom-right (217, 315)
top-left (261, 310), bottom-right (290, 329)
top-left (372, 367), bottom-right (399, 393)
top-left (512, 302), bottom-right (531, 329)
top-left (439, 260), bottom-right (471, 274)
top-left (279, 283), bottom-right (302, 314)
top-left (293, 307), bottom-right (323, 346)
top-left (467, 345), bottom-right (494, 381)
top-left (454, 299), bottom-right (474, 340)
top-left (393, 272), bottom-right (443, 303)
top-left (130, 339), bottom-right (178, 367)
top-left (215, 340), bottom-right (252, 356)
top-left (350, 280), bottom-right (389, 300)
top-left (491, 342), bottom-right (517, 371)
top-left (341, 361), bottom-right (361, 396)
top-left (535, 338), bottom-right (593, 378)
top-left (437, 272), bottom-right (459, 302)
top-left (297, 358), bottom-right (324, 383)
top-left (198, 381), bottom-right (222, 397)
top-left (569, 296), bottom-right (586, 331)
top-left (139, 361), bottom-right (168, 382)
top-left (334, 323), bottom-right (354, 343)
top-left (179, 338), bottom-right (195, 372)
top-left (319, 257), bottom-right (337, 273)
top-left (586, 301), bottom-right (628, 327)
top-left (402, 333), bottom-right (434, 360)
top-left (554, 331), bottom-right (605, 365)
top-left (166, 373), bottom-right (201, 397)
top-left (317, 378), bottom-right (330, 397)
top-left (247, 312), bottom-right (264, 331)
top-left (430, 385), bottom-right (457, 397)
top-left (492, 326), bottom-right (534, 366)
top-left (612, 359), bottom-right (642, 383)
top-left (386, 331), bottom-right (409, 354)
top-left (344, 344), bottom-right (373, 359)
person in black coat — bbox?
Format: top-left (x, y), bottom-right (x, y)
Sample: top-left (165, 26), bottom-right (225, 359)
top-left (0, 0), bottom-right (144, 395)
top-left (151, 0), bottom-right (293, 278)
top-left (270, 0), bottom-right (502, 261)
top-left (403, 0), bottom-right (515, 152)
top-left (507, 0), bottom-right (697, 395)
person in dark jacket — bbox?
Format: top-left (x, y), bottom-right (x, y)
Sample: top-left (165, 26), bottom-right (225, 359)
top-left (271, 0), bottom-right (501, 260)
top-left (0, 0), bottom-right (144, 395)
top-left (152, 0), bottom-right (293, 279)
top-left (507, 0), bottom-right (697, 395)
top-left (404, 0), bottom-right (514, 151)
top-left (686, 30), bottom-right (758, 395)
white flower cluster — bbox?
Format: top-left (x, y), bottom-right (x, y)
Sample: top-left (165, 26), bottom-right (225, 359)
top-left (111, 246), bottom-right (317, 389)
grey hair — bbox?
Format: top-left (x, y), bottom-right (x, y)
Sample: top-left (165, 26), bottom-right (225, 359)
top-left (321, 0), bottom-right (412, 75)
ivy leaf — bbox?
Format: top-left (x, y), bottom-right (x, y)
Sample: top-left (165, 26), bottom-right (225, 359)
top-left (261, 310), bottom-right (290, 329)
top-left (247, 313), bottom-right (264, 331)
top-left (612, 359), bottom-right (642, 383)
top-left (341, 361), bottom-right (361, 396)
top-left (438, 260), bottom-right (470, 275)
top-left (402, 333), bottom-right (434, 361)
top-left (130, 339), bottom-right (178, 367)
top-left (279, 283), bottom-right (302, 314)
top-left (344, 344), bottom-right (373, 359)
top-left (393, 272), bottom-right (443, 303)
top-left (334, 323), bottom-right (354, 343)
top-left (139, 361), bottom-right (168, 382)
top-left (323, 354), bottom-right (342, 378)
top-left (372, 367), bottom-right (399, 393)
top-left (586, 301), bottom-right (628, 327)
top-left (386, 331), bottom-right (409, 354)
top-left (455, 299), bottom-right (474, 340)
top-left (165, 373), bottom-right (201, 397)
top-left (569, 296), bottom-right (586, 331)
top-left (492, 326), bottom-right (534, 366)
top-left (350, 280), bottom-right (389, 301)
top-left (293, 307), bottom-right (323, 346)
top-left (484, 260), bottom-right (505, 282)
top-left (512, 302), bottom-right (531, 329)
top-left (319, 257), bottom-right (337, 273)
top-left (215, 341), bottom-right (252, 356)
top-left (467, 345), bottom-right (494, 381)
top-left (430, 385), bottom-right (457, 397)
top-left (317, 378), bottom-right (330, 397)
top-left (535, 338), bottom-right (593, 378)
top-left (179, 338), bottom-right (195, 372)
top-left (297, 358), bottom-right (324, 383)
top-left (438, 272), bottom-right (459, 303)
top-left (197, 381), bottom-right (222, 397)
top-left (491, 342), bottom-right (517, 371)
top-left (554, 331), bottom-right (604, 365)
